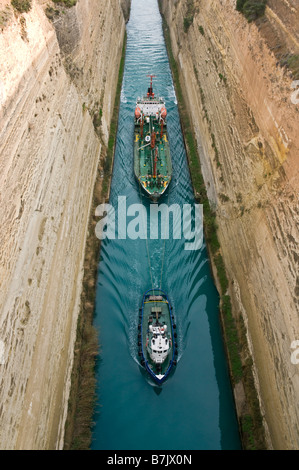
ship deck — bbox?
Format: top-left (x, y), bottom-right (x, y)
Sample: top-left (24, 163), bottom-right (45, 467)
top-left (134, 114), bottom-right (172, 197)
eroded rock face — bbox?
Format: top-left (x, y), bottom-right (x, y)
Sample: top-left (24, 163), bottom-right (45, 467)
top-left (161, 0), bottom-right (299, 450)
top-left (0, 0), bottom-right (128, 450)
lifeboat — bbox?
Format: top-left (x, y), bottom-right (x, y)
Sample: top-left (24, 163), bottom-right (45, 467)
top-left (135, 106), bottom-right (141, 120)
top-left (160, 107), bottom-right (167, 120)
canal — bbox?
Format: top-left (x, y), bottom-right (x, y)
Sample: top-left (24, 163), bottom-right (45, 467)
top-left (91, 0), bottom-right (241, 450)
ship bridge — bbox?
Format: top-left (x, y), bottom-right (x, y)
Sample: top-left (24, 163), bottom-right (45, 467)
top-left (136, 98), bottom-right (165, 116)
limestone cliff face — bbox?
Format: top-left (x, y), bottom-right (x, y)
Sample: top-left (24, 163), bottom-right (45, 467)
top-left (160, 0), bottom-right (299, 450)
top-left (0, 0), bottom-right (128, 449)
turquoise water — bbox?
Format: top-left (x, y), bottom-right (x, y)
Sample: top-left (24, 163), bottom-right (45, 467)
top-left (91, 0), bottom-right (241, 450)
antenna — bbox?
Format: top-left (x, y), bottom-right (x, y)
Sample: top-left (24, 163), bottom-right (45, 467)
top-left (147, 74), bottom-right (156, 86)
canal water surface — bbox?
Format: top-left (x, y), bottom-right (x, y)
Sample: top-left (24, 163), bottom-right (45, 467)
top-left (91, 0), bottom-right (241, 450)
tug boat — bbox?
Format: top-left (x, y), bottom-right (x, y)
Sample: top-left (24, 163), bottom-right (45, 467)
top-left (138, 288), bottom-right (177, 384)
top-left (134, 75), bottom-right (172, 202)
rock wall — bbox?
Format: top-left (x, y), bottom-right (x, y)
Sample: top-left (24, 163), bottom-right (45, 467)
top-left (0, 0), bottom-right (128, 449)
top-left (160, 0), bottom-right (299, 450)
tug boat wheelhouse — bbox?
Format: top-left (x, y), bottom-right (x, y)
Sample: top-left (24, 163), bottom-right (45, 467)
top-left (134, 75), bottom-right (172, 202)
top-left (138, 289), bottom-right (177, 384)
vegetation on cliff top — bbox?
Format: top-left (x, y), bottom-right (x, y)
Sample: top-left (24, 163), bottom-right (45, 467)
top-left (183, 0), bottom-right (196, 33)
top-left (236, 1), bottom-right (299, 79)
top-left (236, 0), bottom-right (267, 22)
top-left (45, 0), bottom-right (77, 18)
top-left (11, 0), bottom-right (31, 13)
top-left (52, 0), bottom-right (77, 7)
top-left (0, 5), bottom-right (12, 26)
top-left (281, 54), bottom-right (299, 80)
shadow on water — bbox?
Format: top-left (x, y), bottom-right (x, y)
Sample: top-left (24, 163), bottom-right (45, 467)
top-left (91, 0), bottom-right (241, 450)
top-left (153, 387), bottom-right (163, 397)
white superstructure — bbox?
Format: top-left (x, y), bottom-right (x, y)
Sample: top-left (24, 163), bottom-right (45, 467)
top-left (136, 98), bottom-right (165, 117)
top-left (148, 324), bottom-right (170, 364)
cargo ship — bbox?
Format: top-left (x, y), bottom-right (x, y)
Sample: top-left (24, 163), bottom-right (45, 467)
top-left (138, 288), bottom-right (177, 384)
top-left (134, 75), bottom-right (172, 202)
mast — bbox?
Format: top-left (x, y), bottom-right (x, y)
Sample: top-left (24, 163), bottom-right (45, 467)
top-left (147, 74), bottom-right (156, 98)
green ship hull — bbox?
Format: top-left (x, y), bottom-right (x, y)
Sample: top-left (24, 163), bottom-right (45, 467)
top-left (134, 77), bottom-right (172, 202)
